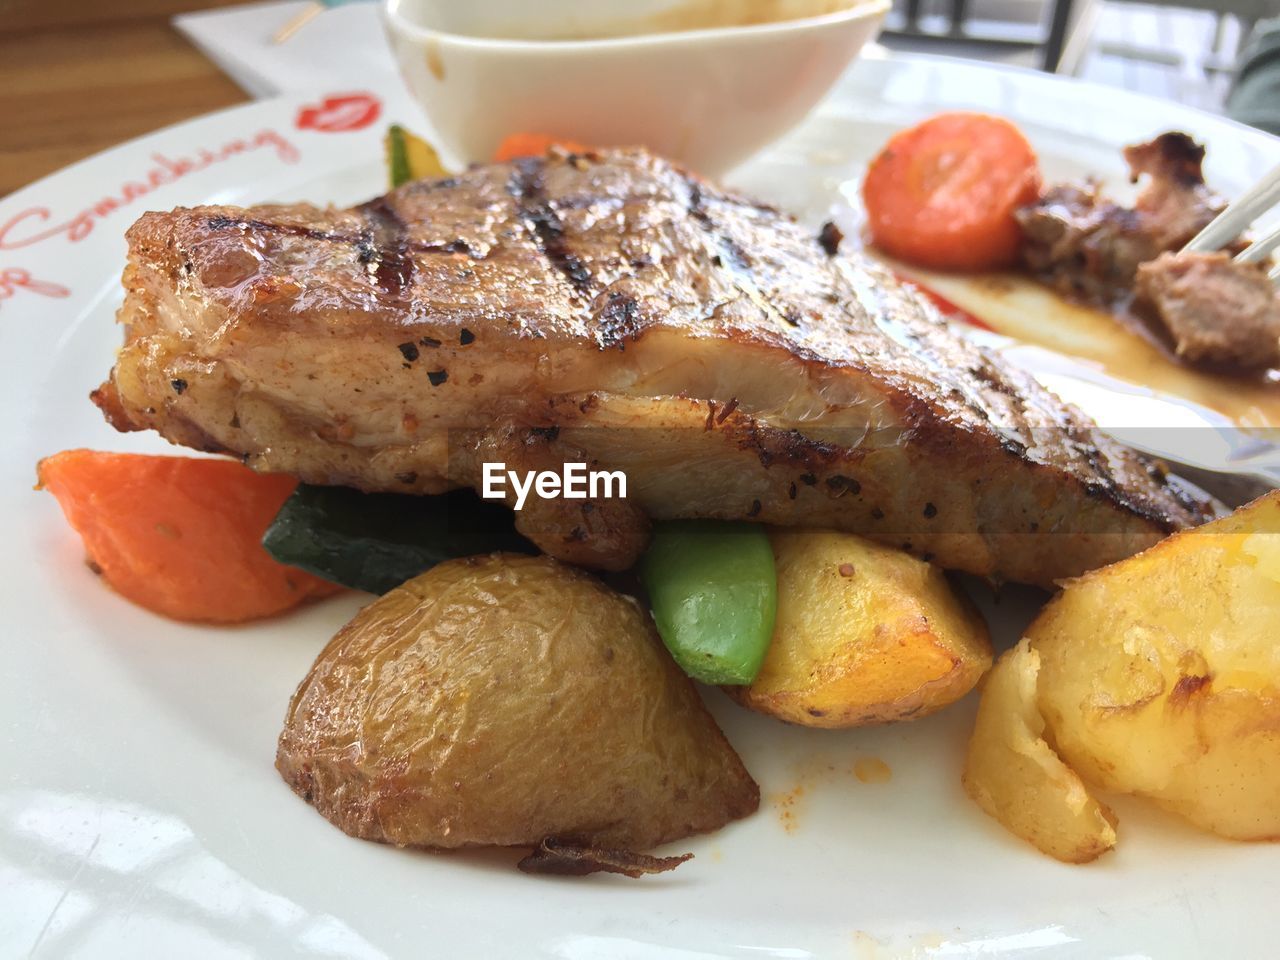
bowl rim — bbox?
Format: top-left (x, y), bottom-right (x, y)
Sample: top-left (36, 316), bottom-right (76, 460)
top-left (383, 0), bottom-right (891, 51)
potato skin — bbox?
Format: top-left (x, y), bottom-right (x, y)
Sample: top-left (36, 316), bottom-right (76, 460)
top-left (277, 554), bottom-right (759, 851)
top-left (732, 530), bottom-right (991, 727)
top-left (1030, 491), bottom-right (1280, 841)
top-left (963, 640), bottom-right (1117, 863)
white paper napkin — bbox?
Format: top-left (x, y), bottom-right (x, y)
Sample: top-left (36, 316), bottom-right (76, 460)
top-left (174, 1), bottom-right (399, 99)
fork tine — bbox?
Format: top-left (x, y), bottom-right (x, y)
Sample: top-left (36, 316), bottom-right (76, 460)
top-left (1236, 221), bottom-right (1280, 264)
top-left (1183, 162), bottom-right (1280, 254)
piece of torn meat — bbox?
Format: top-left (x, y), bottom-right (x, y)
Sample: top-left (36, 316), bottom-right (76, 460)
top-left (517, 838), bottom-right (692, 878)
top-left (1135, 251), bottom-right (1280, 370)
top-left (1016, 132), bottom-right (1229, 304)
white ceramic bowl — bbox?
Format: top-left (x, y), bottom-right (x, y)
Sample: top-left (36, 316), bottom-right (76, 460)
top-left (383, 0), bottom-right (890, 177)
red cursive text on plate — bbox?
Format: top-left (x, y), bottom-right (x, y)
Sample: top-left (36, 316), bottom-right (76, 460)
top-left (0, 129), bottom-right (300, 252)
top-left (296, 94), bottom-right (382, 133)
top-left (0, 268), bottom-right (71, 310)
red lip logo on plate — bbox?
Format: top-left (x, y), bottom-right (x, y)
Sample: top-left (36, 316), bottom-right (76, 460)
top-left (295, 94), bottom-right (382, 133)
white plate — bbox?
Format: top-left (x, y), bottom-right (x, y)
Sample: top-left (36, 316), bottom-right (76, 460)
top-left (4, 54), bottom-right (1279, 959)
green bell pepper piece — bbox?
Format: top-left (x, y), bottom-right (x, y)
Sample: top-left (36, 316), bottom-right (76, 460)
top-left (640, 521), bottom-right (777, 685)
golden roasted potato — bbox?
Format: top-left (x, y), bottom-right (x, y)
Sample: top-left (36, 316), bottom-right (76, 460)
top-left (731, 530), bottom-right (991, 727)
top-left (277, 553), bottom-right (759, 851)
top-left (1030, 491), bottom-right (1280, 840)
top-left (963, 639), bottom-right (1118, 863)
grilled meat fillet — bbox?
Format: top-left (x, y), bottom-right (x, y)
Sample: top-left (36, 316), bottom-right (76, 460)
top-left (95, 148), bottom-right (1213, 586)
top-left (1016, 132), bottom-right (1227, 304)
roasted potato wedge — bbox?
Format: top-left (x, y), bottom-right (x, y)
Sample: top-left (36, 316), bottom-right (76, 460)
top-left (277, 553), bottom-right (759, 852)
top-left (1030, 491), bottom-right (1280, 840)
top-left (731, 530), bottom-right (991, 727)
top-left (963, 639), bottom-right (1118, 863)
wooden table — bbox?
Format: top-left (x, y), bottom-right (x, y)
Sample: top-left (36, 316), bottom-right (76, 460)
top-left (1, 0), bottom-right (251, 197)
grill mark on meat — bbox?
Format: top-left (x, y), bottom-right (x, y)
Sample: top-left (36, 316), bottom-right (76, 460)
top-left (508, 158), bottom-right (595, 296)
top-left (406, 175), bottom-right (460, 192)
top-left (976, 359), bottom-right (1034, 451)
top-left (595, 291), bottom-right (641, 349)
top-left (686, 180), bottom-right (748, 272)
top-left (207, 214), bottom-right (338, 244)
top-left (1069, 425), bottom-right (1122, 502)
top-left (357, 197), bottom-right (414, 298)
top-left (1164, 470), bottom-right (1216, 515)
top-left (204, 215), bottom-right (474, 265)
top-left (682, 173), bottom-right (791, 329)
top-left (962, 362), bottom-right (1038, 458)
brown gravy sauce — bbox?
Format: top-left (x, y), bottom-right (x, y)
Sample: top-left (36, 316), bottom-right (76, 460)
top-left (853, 757), bottom-right (892, 784)
top-left (890, 262), bottom-right (1280, 430)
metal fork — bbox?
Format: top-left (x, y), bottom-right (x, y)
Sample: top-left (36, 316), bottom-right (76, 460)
top-left (1183, 162), bottom-right (1280, 285)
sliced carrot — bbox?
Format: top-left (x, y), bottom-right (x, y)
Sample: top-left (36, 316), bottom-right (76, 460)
top-left (37, 450), bottom-right (341, 624)
top-left (493, 132), bottom-right (591, 162)
top-left (863, 112), bottom-right (1041, 271)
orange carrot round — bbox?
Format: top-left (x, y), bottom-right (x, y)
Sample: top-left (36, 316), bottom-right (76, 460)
top-left (863, 112), bottom-right (1041, 271)
top-left (37, 450), bottom-right (341, 624)
top-left (493, 132), bottom-right (591, 162)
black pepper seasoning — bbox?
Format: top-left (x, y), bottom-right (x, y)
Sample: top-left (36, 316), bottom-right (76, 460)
top-left (817, 220), bottom-right (844, 256)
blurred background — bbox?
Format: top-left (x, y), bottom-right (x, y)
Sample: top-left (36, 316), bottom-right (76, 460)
top-left (2, 0), bottom-right (1277, 197)
top-left (882, 0), bottom-right (1267, 106)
